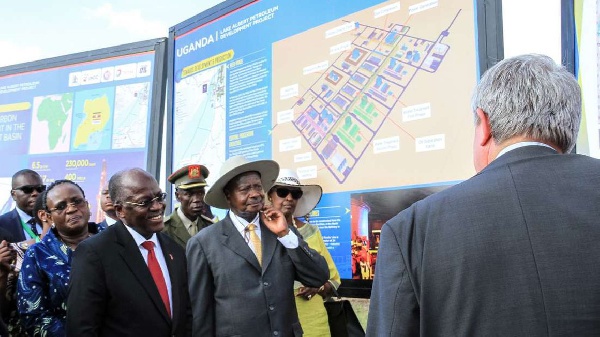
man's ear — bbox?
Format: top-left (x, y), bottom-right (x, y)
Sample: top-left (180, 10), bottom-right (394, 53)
top-left (174, 190), bottom-right (181, 202)
top-left (475, 108), bottom-right (492, 146)
top-left (10, 190), bottom-right (16, 201)
top-left (114, 204), bottom-right (125, 219)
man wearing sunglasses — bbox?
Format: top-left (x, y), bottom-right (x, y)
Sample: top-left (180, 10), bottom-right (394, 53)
top-left (0, 169), bottom-right (45, 241)
top-left (163, 164), bottom-right (215, 249)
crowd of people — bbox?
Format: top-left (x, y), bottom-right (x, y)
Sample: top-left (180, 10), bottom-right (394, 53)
top-left (0, 155), bottom-right (339, 336)
top-left (0, 53), bottom-right (597, 336)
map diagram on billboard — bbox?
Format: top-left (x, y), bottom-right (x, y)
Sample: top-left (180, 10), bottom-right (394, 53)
top-left (173, 64), bottom-right (226, 185)
top-left (72, 88), bottom-right (115, 151)
top-left (30, 93), bottom-right (74, 154)
top-left (112, 82), bottom-right (150, 149)
top-left (273, 2), bottom-right (476, 191)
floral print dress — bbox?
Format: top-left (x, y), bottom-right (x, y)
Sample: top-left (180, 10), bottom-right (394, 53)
top-left (16, 224), bottom-right (103, 337)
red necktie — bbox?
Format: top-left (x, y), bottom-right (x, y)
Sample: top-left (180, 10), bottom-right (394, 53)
top-left (141, 241), bottom-right (171, 317)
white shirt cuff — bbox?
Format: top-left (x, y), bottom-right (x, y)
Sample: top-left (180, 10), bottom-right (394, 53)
top-left (277, 229), bottom-right (299, 248)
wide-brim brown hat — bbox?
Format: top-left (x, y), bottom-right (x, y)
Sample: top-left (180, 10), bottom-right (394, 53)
top-left (270, 168), bottom-right (322, 217)
top-left (204, 156), bottom-right (279, 209)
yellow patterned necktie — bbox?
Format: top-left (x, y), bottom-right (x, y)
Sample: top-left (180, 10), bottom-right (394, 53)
top-left (246, 223), bottom-right (262, 266)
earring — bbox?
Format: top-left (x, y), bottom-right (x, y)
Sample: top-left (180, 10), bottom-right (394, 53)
top-left (51, 223), bottom-right (55, 229)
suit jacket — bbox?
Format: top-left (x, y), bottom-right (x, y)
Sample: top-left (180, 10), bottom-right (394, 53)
top-left (367, 146), bottom-right (600, 336)
top-left (163, 208), bottom-right (214, 249)
top-left (187, 215), bottom-right (330, 337)
top-left (66, 221), bottom-right (191, 337)
top-left (0, 208), bottom-right (26, 242)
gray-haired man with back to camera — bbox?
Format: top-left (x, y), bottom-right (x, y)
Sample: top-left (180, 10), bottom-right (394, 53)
top-left (367, 54), bottom-right (600, 336)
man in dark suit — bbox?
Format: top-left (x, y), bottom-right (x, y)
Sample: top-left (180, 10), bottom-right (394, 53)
top-left (66, 168), bottom-right (191, 336)
top-left (367, 54), bottom-right (600, 336)
top-left (0, 169), bottom-right (45, 241)
top-left (187, 156), bottom-right (329, 336)
top-left (163, 164), bottom-right (215, 249)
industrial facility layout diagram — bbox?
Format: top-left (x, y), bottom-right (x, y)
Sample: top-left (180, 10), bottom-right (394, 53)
top-left (272, 1), bottom-right (477, 191)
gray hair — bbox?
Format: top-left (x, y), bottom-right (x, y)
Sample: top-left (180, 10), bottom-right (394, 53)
top-left (471, 54), bottom-right (581, 153)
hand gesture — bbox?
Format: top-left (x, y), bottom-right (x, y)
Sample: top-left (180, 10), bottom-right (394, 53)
top-left (296, 286), bottom-right (319, 301)
top-left (0, 240), bottom-right (15, 275)
top-left (260, 205), bottom-right (290, 237)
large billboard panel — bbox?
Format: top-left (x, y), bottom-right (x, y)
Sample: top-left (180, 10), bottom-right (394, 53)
top-left (0, 38), bottom-right (167, 222)
top-left (168, 0), bottom-right (486, 294)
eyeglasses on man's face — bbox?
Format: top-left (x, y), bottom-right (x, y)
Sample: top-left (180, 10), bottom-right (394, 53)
top-left (48, 197), bottom-right (88, 214)
top-left (13, 184), bottom-right (46, 194)
top-left (124, 192), bottom-right (167, 208)
top-left (275, 187), bottom-right (303, 200)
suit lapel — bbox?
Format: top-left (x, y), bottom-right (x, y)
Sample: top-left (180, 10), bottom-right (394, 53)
top-left (220, 216), bottom-right (262, 272)
top-left (11, 209), bottom-right (26, 241)
top-left (260, 220), bottom-right (278, 272)
top-left (158, 233), bottom-right (179, 329)
top-left (169, 212), bottom-right (191, 245)
top-left (114, 222), bottom-right (172, 323)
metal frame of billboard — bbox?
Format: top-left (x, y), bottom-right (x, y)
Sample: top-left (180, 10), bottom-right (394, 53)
top-left (561, 0), bottom-right (576, 75)
top-left (0, 38), bottom-right (168, 178)
top-left (165, 0), bottom-right (504, 298)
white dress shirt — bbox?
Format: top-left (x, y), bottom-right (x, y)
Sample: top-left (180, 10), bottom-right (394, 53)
top-left (228, 211), bottom-right (299, 252)
top-left (124, 224), bottom-right (173, 316)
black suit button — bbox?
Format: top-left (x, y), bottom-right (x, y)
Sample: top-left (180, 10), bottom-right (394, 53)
top-left (263, 282), bottom-right (270, 287)
top-left (269, 305), bottom-right (275, 311)
top-left (273, 331), bottom-right (279, 336)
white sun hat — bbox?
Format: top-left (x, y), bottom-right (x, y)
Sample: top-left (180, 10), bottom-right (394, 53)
top-left (204, 156), bottom-right (279, 209)
top-left (270, 168), bottom-right (323, 217)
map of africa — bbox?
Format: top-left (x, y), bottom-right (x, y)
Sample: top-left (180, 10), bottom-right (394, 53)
top-left (30, 93), bottom-right (74, 154)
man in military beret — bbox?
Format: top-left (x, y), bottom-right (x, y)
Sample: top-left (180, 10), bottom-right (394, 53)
top-left (163, 164), bottom-right (215, 249)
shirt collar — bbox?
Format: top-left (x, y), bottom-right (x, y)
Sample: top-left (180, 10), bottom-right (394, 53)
top-left (496, 141), bottom-right (556, 159)
top-left (15, 207), bottom-right (32, 223)
top-left (228, 211), bottom-right (260, 234)
top-left (123, 223), bottom-right (159, 247)
top-left (105, 216), bottom-right (118, 226)
top-left (176, 206), bottom-right (197, 230)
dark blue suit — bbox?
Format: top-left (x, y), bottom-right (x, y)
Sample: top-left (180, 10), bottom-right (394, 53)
top-left (0, 209), bottom-right (26, 242)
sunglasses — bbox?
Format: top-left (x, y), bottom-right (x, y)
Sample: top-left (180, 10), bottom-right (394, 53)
top-left (275, 187), bottom-right (303, 200)
top-left (13, 184), bottom-right (46, 194)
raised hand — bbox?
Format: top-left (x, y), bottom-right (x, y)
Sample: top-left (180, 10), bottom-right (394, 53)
top-left (260, 205), bottom-right (290, 237)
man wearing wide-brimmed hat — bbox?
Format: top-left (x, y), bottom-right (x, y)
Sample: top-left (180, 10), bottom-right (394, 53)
top-left (163, 164), bottom-right (215, 249)
top-left (186, 156), bottom-right (329, 337)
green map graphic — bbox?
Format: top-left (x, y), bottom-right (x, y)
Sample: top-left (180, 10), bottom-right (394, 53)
top-left (36, 93), bottom-right (73, 150)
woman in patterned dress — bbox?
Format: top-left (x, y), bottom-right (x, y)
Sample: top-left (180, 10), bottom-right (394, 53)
top-left (17, 180), bottom-right (104, 336)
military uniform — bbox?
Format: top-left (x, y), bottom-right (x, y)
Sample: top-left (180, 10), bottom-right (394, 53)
top-left (163, 208), bottom-right (214, 249)
top-left (163, 164), bottom-right (214, 249)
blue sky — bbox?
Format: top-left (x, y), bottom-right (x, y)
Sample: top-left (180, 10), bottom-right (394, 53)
top-left (0, 0), bottom-right (224, 67)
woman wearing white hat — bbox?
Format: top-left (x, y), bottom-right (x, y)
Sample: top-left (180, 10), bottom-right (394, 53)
top-left (267, 169), bottom-right (341, 337)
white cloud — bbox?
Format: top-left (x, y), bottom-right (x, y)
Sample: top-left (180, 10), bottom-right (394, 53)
top-left (0, 40), bottom-right (44, 68)
top-left (84, 3), bottom-right (167, 39)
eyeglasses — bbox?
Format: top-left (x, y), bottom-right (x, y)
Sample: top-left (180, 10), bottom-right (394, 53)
top-left (48, 198), bottom-right (87, 214)
top-left (124, 192), bottom-right (167, 208)
top-left (13, 184), bottom-right (46, 194)
top-left (275, 187), bottom-right (303, 200)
